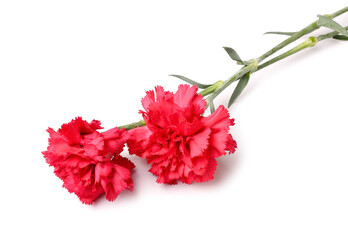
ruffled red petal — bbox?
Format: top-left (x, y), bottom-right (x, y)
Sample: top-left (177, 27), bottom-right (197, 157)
top-left (43, 117), bottom-right (135, 204)
top-left (127, 84), bottom-right (237, 184)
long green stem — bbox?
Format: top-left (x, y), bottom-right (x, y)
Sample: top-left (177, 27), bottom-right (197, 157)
top-left (119, 6), bottom-right (348, 130)
top-left (205, 6), bottom-right (348, 106)
top-left (331, 6), bottom-right (348, 18)
top-left (257, 22), bottom-right (319, 62)
top-left (257, 26), bottom-right (348, 71)
top-left (257, 37), bottom-right (318, 71)
top-left (257, 6), bottom-right (348, 62)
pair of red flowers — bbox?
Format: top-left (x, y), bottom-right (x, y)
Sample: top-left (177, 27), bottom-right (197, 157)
top-left (43, 84), bottom-right (237, 204)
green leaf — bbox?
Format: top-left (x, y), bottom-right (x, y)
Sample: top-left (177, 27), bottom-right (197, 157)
top-left (333, 35), bottom-right (348, 41)
top-left (264, 31), bottom-right (296, 36)
top-left (223, 47), bottom-right (244, 64)
top-left (228, 72), bottom-right (250, 107)
top-left (169, 75), bottom-right (212, 89)
top-left (317, 15), bottom-right (348, 37)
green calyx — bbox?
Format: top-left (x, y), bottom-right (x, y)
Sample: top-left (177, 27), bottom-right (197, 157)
top-left (199, 80), bottom-right (224, 97)
top-left (306, 37), bottom-right (318, 47)
top-left (118, 119), bottom-right (146, 130)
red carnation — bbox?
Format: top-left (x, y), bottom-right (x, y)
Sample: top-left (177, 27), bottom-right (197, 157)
top-left (128, 85), bottom-right (237, 184)
top-left (43, 117), bottom-right (135, 204)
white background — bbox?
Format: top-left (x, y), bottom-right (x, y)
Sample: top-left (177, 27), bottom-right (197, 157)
top-left (1, 1), bottom-right (347, 239)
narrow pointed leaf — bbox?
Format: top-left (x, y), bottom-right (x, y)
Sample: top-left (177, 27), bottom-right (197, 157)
top-left (228, 72), bottom-right (250, 107)
top-left (169, 75), bottom-right (212, 89)
top-left (333, 35), bottom-right (348, 40)
top-left (223, 47), bottom-right (244, 64)
top-left (264, 31), bottom-right (296, 36)
top-left (317, 15), bottom-right (348, 37)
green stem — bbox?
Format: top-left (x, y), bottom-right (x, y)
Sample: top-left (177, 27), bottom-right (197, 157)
top-left (206, 6), bottom-right (348, 106)
top-left (317, 26), bottom-right (348, 41)
top-left (257, 6), bottom-right (348, 63)
top-left (119, 6), bottom-right (348, 129)
top-left (257, 37), bottom-right (318, 71)
top-left (257, 21), bottom-right (319, 62)
top-left (257, 24), bottom-right (348, 71)
top-left (118, 119), bottom-right (145, 130)
top-left (331, 6), bottom-right (348, 18)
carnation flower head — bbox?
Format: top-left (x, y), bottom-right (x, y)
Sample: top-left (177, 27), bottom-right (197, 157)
top-left (128, 84), bottom-right (237, 184)
top-left (42, 117), bottom-right (135, 204)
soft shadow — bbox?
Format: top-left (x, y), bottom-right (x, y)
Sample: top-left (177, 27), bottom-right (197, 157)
top-left (211, 153), bottom-right (241, 185)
